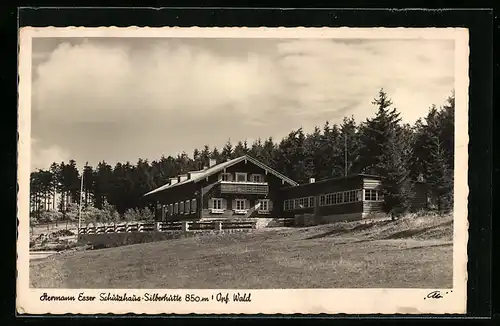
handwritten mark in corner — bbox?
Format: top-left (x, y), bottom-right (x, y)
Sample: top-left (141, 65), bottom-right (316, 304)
top-left (424, 290), bottom-right (453, 300)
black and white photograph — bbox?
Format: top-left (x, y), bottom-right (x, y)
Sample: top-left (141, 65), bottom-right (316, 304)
top-left (17, 27), bottom-right (469, 315)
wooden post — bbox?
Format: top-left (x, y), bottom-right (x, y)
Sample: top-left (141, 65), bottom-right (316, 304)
top-left (182, 221), bottom-right (190, 232)
top-left (199, 185), bottom-right (203, 220)
top-left (214, 221), bottom-right (222, 231)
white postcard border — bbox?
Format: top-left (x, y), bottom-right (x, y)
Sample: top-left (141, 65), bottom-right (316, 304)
top-left (17, 27), bottom-right (469, 315)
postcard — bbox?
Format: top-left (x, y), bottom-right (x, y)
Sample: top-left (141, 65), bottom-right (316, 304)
top-left (17, 26), bottom-right (469, 315)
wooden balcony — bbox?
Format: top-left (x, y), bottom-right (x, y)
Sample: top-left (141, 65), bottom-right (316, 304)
top-left (219, 181), bottom-right (269, 195)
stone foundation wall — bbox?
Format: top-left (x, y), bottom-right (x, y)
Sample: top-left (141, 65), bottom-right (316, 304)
top-left (200, 217), bottom-right (292, 229)
top-left (78, 229), bottom-right (253, 249)
top-left (294, 212), bottom-right (365, 227)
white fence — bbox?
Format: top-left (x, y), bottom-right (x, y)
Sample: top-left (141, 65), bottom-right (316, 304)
top-left (78, 220), bottom-right (257, 235)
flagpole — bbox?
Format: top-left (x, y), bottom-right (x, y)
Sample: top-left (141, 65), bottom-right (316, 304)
top-left (344, 134), bottom-right (348, 177)
top-left (78, 167), bottom-right (84, 238)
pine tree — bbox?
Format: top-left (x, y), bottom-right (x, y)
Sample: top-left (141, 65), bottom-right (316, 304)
top-left (200, 145), bottom-right (211, 167)
top-left (426, 137), bottom-right (454, 213)
top-left (359, 89), bottom-right (402, 175)
top-left (233, 140), bottom-right (248, 157)
top-left (249, 138), bottom-right (263, 160)
top-left (340, 116), bottom-right (361, 175)
top-left (378, 128), bottom-right (415, 218)
top-left (192, 148), bottom-right (202, 170)
top-left (221, 139), bottom-right (233, 162)
top-left (210, 147), bottom-right (221, 164)
top-left (94, 161), bottom-right (113, 209)
top-left (319, 123), bottom-right (343, 178)
top-left (358, 89), bottom-right (414, 217)
top-left (49, 162), bottom-right (60, 210)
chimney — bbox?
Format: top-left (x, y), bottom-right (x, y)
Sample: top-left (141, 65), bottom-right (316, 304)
top-left (170, 177), bottom-right (178, 185)
top-left (309, 178), bottom-right (315, 183)
top-left (209, 158), bottom-right (217, 167)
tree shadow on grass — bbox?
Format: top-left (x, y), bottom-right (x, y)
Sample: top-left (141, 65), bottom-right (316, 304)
top-left (304, 220), bottom-right (394, 240)
top-left (383, 220), bottom-right (453, 240)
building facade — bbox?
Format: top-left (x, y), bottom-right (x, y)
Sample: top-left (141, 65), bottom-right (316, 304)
top-left (144, 155), bottom-right (298, 221)
top-left (144, 155), bottom-right (428, 223)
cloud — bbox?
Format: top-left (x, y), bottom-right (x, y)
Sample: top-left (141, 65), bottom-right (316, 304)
top-left (33, 41), bottom-right (282, 124)
top-left (31, 138), bottom-right (71, 171)
top-left (31, 38), bottom-right (455, 167)
top-left (275, 39), bottom-right (455, 123)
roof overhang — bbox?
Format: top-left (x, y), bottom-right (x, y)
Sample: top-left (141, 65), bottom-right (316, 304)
top-left (143, 155), bottom-right (298, 197)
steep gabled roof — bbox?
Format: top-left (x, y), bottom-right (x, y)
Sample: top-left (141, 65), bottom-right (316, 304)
top-left (144, 155), bottom-right (298, 197)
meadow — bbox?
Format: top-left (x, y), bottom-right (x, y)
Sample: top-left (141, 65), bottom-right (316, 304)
top-left (30, 214), bottom-right (453, 289)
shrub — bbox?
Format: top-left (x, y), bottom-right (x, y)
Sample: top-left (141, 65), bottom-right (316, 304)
top-left (123, 207), bottom-right (155, 222)
top-left (39, 210), bottom-right (63, 225)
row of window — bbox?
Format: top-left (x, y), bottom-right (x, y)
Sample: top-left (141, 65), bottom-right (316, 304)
top-left (220, 172), bottom-right (264, 183)
top-left (283, 189), bottom-right (384, 211)
top-left (164, 198), bottom-right (198, 216)
top-left (211, 198), bottom-right (271, 211)
top-left (320, 190), bottom-right (362, 206)
top-left (283, 197), bottom-right (315, 211)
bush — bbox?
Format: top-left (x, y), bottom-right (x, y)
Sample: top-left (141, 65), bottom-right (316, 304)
top-left (123, 207), bottom-right (155, 222)
top-left (39, 210), bottom-right (63, 225)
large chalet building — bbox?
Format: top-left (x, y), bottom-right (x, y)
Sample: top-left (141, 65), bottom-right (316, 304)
top-left (144, 155), bottom-right (427, 223)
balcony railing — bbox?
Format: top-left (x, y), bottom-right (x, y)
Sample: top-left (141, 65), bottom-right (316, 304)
top-left (219, 181), bottom-right (269, 195)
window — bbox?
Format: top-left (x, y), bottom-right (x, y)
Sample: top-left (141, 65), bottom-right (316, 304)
top-left (212, 198), bottom-right (222, 210)
top-left (259, 199), bottom-right (270, 212)
top-left (309, 197), bottom-right (315, 207)
top-left (299, 198), bottom-right (304, 208)
top-left (179, 201), bottom-right (184, 214)
top-left (349, 191), bottom-right (356, 202)
top-left (235, 172), bottom-right (247, 182)
top-left (326, 194), bottom-right (333, 205)
top-left (168, 204), bottom-right (173, 215)
top-left (364, 189), bottom-right (381, 201)
top-left (235, 199), bottom-right (246, 210)
top-left (284, 200), bottom-right (291, 211)
top-left (185, 200), bottom-right (190, 214)
top-left (191, 198), bottom-right (197, 212)
top-left (252, 174), bottom-right (262, 183)
top-left (174, 203), bottom-right (179, 215)
top-left (294, 199), bottom-right (299, 209)
top-left (221, 173), bottom-right (231, 182)
top-left (320, 195), bottom-right (325, 206)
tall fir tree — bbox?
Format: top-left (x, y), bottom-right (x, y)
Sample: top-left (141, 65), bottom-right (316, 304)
top-left (358, 89), bottom-right (402, 175)
top-left (221, 139), bottom-right (233, 162)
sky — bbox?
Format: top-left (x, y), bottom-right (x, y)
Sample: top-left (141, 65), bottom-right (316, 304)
top-left (30, 37), bottom-right (455, 171)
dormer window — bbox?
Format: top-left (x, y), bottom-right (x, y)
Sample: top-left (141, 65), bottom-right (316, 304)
top-left (235, 172), bottom-right (247, 182)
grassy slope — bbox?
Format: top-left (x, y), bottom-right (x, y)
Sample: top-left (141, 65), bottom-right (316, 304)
top-left (30, 214), bottom-right (453, 289)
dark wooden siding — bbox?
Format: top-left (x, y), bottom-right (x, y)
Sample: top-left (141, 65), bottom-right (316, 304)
top-left (195, 160), bottom-right (291, 218)
top-left (363, 178), bottom-right (383, 189)
top-left (150, 181), bottom-right (200, 221)
top-left (363, 201), bottom-right (384, 213)
top-left (319, 202), bottom-right (363, 215)
top-left (279, 176), bottom-right (364, 217)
